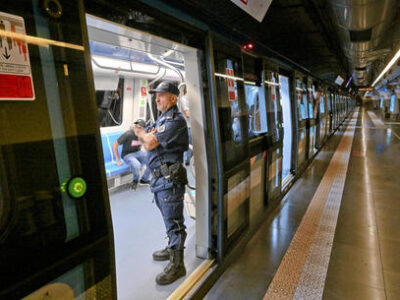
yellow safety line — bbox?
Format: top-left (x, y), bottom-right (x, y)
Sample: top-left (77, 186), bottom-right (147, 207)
top-left (167, 259), bottom-right (215, 300)
top-left (264, 109), bottom-right (359, 299)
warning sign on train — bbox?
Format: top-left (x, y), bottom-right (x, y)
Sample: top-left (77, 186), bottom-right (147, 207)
top-left (0, 11), bottom-right (35, 100)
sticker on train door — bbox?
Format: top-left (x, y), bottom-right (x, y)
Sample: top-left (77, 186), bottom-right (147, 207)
top-left (0, 11), bottom-right (35, 100)
top-left (226, 68), bottom-right (237, 101)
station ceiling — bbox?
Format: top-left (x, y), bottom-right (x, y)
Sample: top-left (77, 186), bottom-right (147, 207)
top-left (163, 0), bottom-right (400, 89)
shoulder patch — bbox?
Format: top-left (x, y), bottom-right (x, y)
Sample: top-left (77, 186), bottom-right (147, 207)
top-left (157, 124), bottom-right (166, 133)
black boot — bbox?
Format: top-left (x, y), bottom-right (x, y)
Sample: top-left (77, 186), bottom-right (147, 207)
top-left (156, 249), bottom-right (186, 285)
top-left (152, 246), bottom-right (170, 261)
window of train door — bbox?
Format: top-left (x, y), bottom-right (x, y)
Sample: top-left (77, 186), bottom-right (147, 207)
top-left (242, 53), bottom-right (267, 227)
top-left (211, 34), bottom-right (250, 255)
top-left (263, 61), bottom-right (282, 199)
top-left (0, 2), bottom-right (114, 299)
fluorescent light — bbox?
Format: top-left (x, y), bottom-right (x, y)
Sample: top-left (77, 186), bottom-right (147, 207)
top-left (244, 81), bottom-right (256, 85)
top-left (92, 55), bottom-right (159, 74)
top-left (215, 72), bottom-right (244, 81)
top-left (372, 48), bottom-right (400, 87)
top-left (345, 76), bottom-right (352, 88)
top-left (264, 80), bottom-right (280, 87)
top-left (92, 55), bottom-right (131, 71)
top-left (131, 61), bottom-right (159, 74)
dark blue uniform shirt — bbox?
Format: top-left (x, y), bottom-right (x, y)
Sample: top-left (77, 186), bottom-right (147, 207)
top-left (146, 105), bottom-right (188, 192)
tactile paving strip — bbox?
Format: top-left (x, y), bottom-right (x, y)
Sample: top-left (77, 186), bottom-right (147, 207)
top-left (264, 109), bottom-right (359, 300)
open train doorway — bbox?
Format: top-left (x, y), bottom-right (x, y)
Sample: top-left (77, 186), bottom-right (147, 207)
top-left (86, 14), bottom-right (209, 299)
top-left (279, 74), bottom-right (293, 188)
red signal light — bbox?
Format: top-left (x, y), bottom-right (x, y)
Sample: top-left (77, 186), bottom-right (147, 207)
top-left (242, 42), bottom-right (254, 51)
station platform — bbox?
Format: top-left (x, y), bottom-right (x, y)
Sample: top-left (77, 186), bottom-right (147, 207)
top-left (205, 107), bottom-right (400, 300)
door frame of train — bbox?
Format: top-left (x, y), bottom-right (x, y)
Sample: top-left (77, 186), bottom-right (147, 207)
top-left (278, 67), bottom-right (296, 186)
top-left (263, 58), bottom-right (283, 202)
top-left (206, 32), bottom-right (251, 260)
top-left (84, 13), bottom-right (212, 259)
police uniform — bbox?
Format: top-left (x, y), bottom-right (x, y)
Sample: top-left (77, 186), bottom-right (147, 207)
top-left (146, 104), bottom-right (189, 250)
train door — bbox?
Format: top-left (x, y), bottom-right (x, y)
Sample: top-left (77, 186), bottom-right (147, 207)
top-left (318, 87), bottom-right (328, 146)
top-left (295, 74), bottom-right (308, 172)
top-left (334, 93), bottom-right (339, 129)
top-left (242, 54), bottom-right (268, 227)
top-left (279, 74), bottom-right (294, 188)
top-left (84, 11), bottom-right (210, 299)
top-left (210, 33), bottom-right (250, 258)
top-left (0, 2), bottom-right (115, 299)
top-left (307, 78), bottom-right (317, 158)
top-left (264, 60), bottom-right (283, 201)
top-left (328, 90), bottom-right (333, 134)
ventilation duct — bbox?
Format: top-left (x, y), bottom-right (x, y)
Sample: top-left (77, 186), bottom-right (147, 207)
top-left (349, 29), bottom-right (372, 42)
top-left (329, 0), bottom-right (397, 86)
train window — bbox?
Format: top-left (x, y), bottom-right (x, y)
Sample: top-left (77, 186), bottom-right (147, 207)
top-left (265, 70), bottom-right (281, 141)
top-left (328, 93), bottom-right (332, 111)
top-left (320, 93), bottom-right (325, 114)
top-left (296, 79), bottom-right (307, 120)
top-left (213, 38), bottom-right (249, 170)
top-left (308, 84), bottom-right (315, 119)
top-left (390, 93), bottom-right (396, 113)
top-left (243, 55), bottom-right (267, 137)
top-left (96, 78), bottom-right (124, 127)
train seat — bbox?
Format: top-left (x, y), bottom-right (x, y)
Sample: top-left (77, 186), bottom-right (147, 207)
top-left (101, 132), bottom-right (130, 177)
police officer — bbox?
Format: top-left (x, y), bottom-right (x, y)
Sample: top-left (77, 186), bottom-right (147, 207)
top-left (136, 81), bottom-right (188, 285)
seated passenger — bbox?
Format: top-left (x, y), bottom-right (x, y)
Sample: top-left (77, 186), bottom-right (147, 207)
top-left (113, 119), bottom-right (151, 190)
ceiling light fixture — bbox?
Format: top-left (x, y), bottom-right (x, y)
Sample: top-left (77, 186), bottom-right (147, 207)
top-left (372, 48), bottom-right (400, 87)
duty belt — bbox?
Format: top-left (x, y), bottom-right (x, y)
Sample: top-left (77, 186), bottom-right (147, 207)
top-left (151, 168), bottom-right (164, 178)
top-left (151, 162), bottom-right (180, 179)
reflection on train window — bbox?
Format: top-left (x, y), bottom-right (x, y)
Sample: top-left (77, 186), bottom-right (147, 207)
top-left (96, 78), bottom-right (124, 127)
top-left (243, 55), bottom-right (267, 137)
top-left (320, 94), bottom-right (325, 114)
top-left (308, 85), bottom-right (315, 119)
top-left (296, 79), bottom-right (307, 120)
top-left (213, 42), bottom-right (248, 170)
top-left (245, 85), bottom-right (267, 136)
top-left (265, 71), bottom-right (281, 141)
top-left (390, 93), bottom-right (395, 113)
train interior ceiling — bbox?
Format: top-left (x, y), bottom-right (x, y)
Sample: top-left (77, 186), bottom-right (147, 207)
top-left (86, 14), bottom-right (207, 299)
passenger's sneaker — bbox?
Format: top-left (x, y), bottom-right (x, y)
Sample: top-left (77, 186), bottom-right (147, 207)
top-left (139, 179), bottom-right (150, 185)
top-left (131, 180), bottom-right (138, 190)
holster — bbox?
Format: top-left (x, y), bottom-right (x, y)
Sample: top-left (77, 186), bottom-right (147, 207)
top-left (168, 163), bottom-right (188, 186)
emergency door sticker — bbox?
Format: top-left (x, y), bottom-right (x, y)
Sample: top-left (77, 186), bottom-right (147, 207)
top-left (226, 68), bottom-right (237, 101)
top-left (0, 11), bottom-right (35, 100)
top-left (139, 80), bottom-right (147, 119)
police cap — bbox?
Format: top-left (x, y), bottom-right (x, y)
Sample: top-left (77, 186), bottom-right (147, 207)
top-left (149, 81), bottom-right (179, 96)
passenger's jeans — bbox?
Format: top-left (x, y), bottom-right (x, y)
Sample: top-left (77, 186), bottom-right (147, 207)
top-left (184, 128), bottom-right (193, 164)
top-left (123, 151), bottom-right (151, 181)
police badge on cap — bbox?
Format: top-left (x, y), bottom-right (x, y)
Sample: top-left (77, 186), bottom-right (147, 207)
top-left (149, 81), bottom-right (180, 96)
